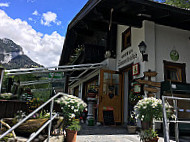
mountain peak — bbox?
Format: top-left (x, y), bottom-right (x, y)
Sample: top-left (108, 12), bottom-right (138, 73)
top-left (0, 38), bottom-right (43, 69)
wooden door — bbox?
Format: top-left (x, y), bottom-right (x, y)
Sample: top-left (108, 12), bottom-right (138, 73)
top-left (98, 69), bottom-right (122, 123)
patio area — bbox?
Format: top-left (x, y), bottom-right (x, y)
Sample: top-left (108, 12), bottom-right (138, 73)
top-left (76, 124), bottom-right (160, 142)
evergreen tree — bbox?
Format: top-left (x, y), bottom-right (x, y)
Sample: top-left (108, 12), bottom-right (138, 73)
top-left (156, 0), bottom-right (190, 8)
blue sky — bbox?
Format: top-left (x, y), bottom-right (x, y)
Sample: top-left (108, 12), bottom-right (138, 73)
top-left (0, 0), bottom-right (88, 67)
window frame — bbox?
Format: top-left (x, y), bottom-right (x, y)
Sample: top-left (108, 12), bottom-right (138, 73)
top-left (164, 60), bottom-right (186, 83)
top-left (122, 27), bottom-right (131, 51)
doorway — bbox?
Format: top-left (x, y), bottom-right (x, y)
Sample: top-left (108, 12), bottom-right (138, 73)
top-left (98, 69), bottom-right (122, 123)
top-left (122, 66), bottom-right (133, 124)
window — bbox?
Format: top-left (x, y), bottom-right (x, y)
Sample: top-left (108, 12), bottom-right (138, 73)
top-left (122, 27), bottom-right (131, 51)
top-left (164, 61), bottom-right (186, 83)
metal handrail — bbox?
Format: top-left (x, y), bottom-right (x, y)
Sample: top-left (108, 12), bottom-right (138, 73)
top-left (5, 63), bottom-right (106, 76)
top-left (162, 96), bottom-right (190, 142)
top-left (0, 92), bottom-right (66, 142)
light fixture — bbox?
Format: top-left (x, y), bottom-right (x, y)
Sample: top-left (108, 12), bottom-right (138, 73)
top-left (138, 41), bottom-right (148, 61)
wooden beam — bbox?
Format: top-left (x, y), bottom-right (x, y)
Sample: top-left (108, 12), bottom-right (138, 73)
top-left (144, 87), bottom-right (159, 93)
top-left (137, 79), bottom-right (161, 88)
top-left (144, 71), bottom-right (158, 77)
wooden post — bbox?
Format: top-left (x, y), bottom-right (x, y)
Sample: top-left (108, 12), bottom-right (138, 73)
top-left (64, 74), bottom-right (69, 93)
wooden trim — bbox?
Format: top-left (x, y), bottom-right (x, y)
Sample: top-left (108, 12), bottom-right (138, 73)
top-left (119, 63), bottom-right (133, 72)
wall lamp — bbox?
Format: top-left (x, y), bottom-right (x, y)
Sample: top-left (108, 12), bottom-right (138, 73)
top-left (138, 41), bottom-right (148, 62)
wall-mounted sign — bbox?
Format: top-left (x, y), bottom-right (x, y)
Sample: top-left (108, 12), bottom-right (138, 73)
top-left (118, 49), bottom-right (138, 67)
top-left (170, 50), bottom-right (179, 61)
top-left (132, 63), bottom-right (140, 76)
top-left (134, 84), bottom-right (141, 93)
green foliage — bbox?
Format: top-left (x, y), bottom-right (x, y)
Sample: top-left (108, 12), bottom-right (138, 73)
top-left (56, 94), bottom-right (87, 129)
top-left (0, 133), bottom-right (13, 142)
top-left (129, 89), bottom-right (143, 104)
top-left (38, 110), bottom-right (50, 119)
top-left (0, 93), bottom-right (13, 100)
top-left (134, 97), bottom-right (173, 122)
top-left (154, 0), bottom-right (190, 8)
top-left (66, 119), bottom-right (81, 131)
top-left (139, 129), bottom-right (158, 142)
top-left (128, 112), bottom-right (136, 126)
top-left (165, 0), bottom-right (190, 8)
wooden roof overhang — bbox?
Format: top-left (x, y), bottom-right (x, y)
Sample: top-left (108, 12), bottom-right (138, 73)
top-left (59, 0), bottom-right (190, 65)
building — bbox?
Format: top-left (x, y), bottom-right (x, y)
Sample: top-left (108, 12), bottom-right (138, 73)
top-left (59, 0), bottom-right (190, 124)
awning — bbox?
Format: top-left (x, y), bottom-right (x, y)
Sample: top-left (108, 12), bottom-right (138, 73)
top-left (5, 63), bottom-right (106, 86)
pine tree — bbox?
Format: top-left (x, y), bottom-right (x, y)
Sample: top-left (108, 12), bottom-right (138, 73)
top-left (157, 0), bottom-right (190, 8)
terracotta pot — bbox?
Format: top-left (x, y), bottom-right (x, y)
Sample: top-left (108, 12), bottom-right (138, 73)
top-left (144, 137), bottom-right (159, 142)
top-left (141, 121), bottom-right (152, 130)
top-left (66, 129), bottom-right (77, 142)
top-left (127, 125), bottom-right (137, 134)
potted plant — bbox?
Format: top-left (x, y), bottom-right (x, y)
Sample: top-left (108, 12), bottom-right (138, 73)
top-left (66, 119), bottom-right (81, 142)
top-left (139, 128), bottom-right (159, 142)
top-left (134, 97), bottom-right (173, 130)
top-left (56, 94), bottom-right (87, 142)
top-left (127, 112), bottom-right (137, 134)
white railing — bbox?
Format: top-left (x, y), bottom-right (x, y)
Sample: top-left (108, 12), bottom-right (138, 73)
top-left (162, 96), bottom-right (190, 142)
top-left (0, 92), bottom-right (66, 142)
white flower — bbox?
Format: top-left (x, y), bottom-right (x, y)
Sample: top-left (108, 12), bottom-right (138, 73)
top-left (70, 114), bottom-right (75, 118)
top-left (71, 106), bottom-right (74, 110)
top-left (56, 100), bottom-right (60, 104)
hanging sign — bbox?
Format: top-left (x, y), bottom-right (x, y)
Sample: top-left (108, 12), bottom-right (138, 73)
top-left (134, 84), bottom-right (141, 93)
top-left (49, 72), bottom-right (63, 79)
top-left (132, 63), bottom-right (140, 76)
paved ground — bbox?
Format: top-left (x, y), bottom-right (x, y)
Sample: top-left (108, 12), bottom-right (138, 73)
top-left (77, 124), bottom-right (164, 142)
top-left (4, 124), bottom-right (189, 142)
top-left (77, 124), bottom-right (190, 142)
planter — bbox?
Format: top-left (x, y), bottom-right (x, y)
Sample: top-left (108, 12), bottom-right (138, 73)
top-left (4, 118), bottom-right (48, 136)
top-left (143, 137), bottom-right (159, 142)
top-left (66, 129), bottom-right (77, 142)
top-left (127, 125), bottom-right (137, 134)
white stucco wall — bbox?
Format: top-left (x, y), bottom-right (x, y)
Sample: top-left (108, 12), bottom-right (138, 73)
top-left (116, 24), bottom-right (146, 78)
top-left (155, 24), bottom-right (190, 83)
top-left (116, 25), bottom-right (143, 69)
top-left (116, 21), bottom-right (190, 83)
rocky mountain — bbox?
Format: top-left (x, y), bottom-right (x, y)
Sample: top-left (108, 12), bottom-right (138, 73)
top-left (0, 38), bottom-right (43, 69)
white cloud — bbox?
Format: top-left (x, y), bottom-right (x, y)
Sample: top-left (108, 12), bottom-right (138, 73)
top-left (0, 3), bottom-right (9, 7)
top-left (32, 10), bottom-right (39, 16)
top-left (0, 10), bottom-right (65, 67)
top-left (28, 17), bottom-right (37, 23)
top-left (41, 11), bottom-right (61, 26)
top-left (28, 17), bottom-right (33, 21)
